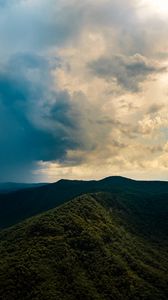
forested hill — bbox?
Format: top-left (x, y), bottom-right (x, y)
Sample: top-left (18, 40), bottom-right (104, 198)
top-left (0, 182), bottom-right (47, 193)
top-left (0, 192), bottom-right (167, 300)
top-left (0, 176), bottom-right (168, 236)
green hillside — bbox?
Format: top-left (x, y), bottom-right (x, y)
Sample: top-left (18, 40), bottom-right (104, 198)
top-left (1, 176), bottom-right (168, 230)
top-left (0, 193), bottom-right (167, 300)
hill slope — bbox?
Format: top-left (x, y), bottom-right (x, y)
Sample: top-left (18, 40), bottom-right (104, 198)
top-left (0, 182), bottom-right (47, 193)
top-left (0, 193), bottom-right (167, 300)
top-left (0, 176), bottom-right (168, 232)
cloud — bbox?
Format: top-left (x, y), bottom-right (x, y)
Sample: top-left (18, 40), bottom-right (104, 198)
top-left (0, 0), bottom-right (81, 58)
top-left (0, 53), bottom-right (74, 180)
top-left (0, 52), bottom-right (116, 181)
top-left (1, 0), bottom-right (168, 181)
top-left (147, 103), bottom-right (164, 114)
top-left (89, 53), bottom-right (166, 92)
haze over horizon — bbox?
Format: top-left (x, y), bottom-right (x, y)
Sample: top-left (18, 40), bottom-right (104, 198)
top-left (1, 0), bottom-right (168, 182)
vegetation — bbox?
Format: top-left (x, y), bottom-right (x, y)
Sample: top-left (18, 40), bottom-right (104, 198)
top-left (0, 192), bottom-right (167, 300)
top-left (1, 176), bottom-right (168, 231)
top-left (0, 182), bottom-right (47, 193)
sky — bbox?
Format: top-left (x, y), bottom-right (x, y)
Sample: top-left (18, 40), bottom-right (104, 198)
top-left (1, 0), bottom-right (168, 182)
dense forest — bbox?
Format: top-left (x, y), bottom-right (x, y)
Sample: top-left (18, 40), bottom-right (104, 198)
top-left (0, 177), bottom-right (168, 299)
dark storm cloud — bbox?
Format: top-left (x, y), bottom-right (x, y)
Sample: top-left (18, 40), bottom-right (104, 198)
top-left (89, 54), bottom-right (166, 92)
top-left (0, 53), bottom-right (79, 181)
top-left (0, 51), bottom-right (113, 180)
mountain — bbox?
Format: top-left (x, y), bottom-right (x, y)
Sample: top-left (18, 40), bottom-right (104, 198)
top-left (0, 182), bottom-right (48, 193)
top-left (0, 176), bottom-right (168, 237)
top-left (0, 192), bottom-right (167, 300)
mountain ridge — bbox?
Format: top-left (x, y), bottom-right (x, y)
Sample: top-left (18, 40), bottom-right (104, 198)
top-left (0, 176), bottom-right (168, 230)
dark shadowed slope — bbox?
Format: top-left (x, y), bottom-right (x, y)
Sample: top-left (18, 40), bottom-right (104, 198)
top-left (0, 193), bottom-right (167, 300)
top-left (0, 182), bottom-right (48, 193)
top-left (0, 176), bottom-right (168, 235)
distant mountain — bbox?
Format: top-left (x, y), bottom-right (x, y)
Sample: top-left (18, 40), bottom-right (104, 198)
top-left (0, 192), bottom-right (167, 300)
top-left (0, 176), bottom-right (168, 237)
top-left (0, 182), bottom-right (48, 193)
